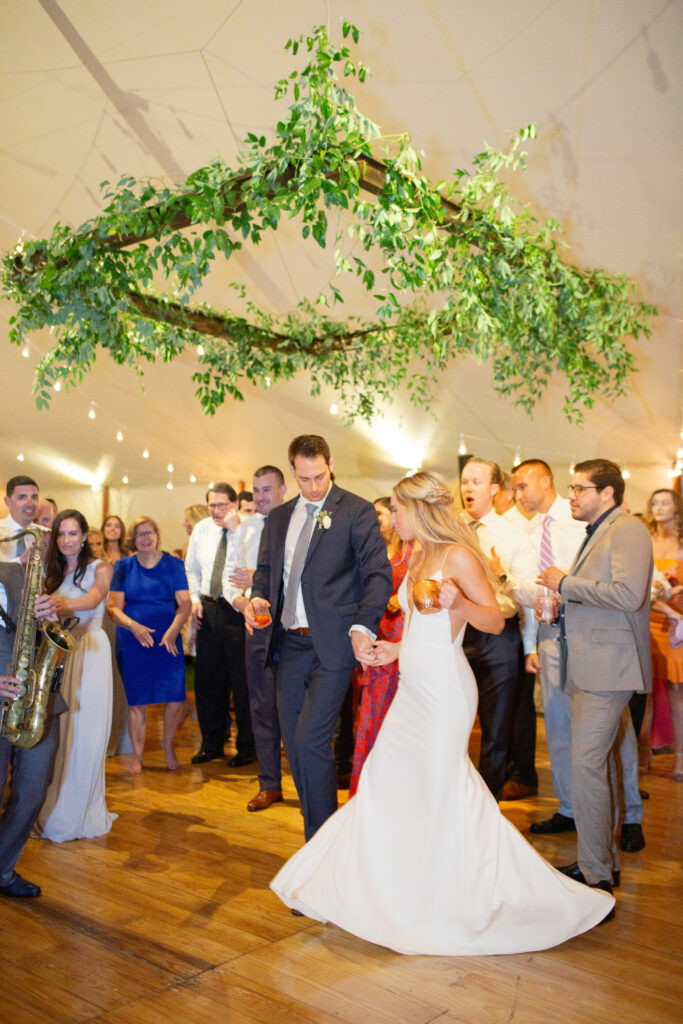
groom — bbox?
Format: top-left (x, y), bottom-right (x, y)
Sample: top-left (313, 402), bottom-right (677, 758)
top-left (248, 435), bottom-right (392, 840)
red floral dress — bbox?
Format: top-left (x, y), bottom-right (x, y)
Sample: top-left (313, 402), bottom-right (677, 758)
top-left (349, 542), bottom-right (413, 796)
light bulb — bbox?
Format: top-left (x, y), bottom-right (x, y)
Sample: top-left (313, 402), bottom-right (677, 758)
top-left (458, 434), bottom-right (467, 456)
top-left (88, 406), bottom-right (96, 420)
top-left (17, 452), bottom-right (24, 462)
top-left (189, 474), bottom-right (197, 484)
top-left (197, 345), bottom-right (204, 356)
top-left (167, 481), bottom-right (173, 490)
top-left (167, 463), bottom-right (174, 473)
top-left (330, 403), bottom-right (338, 415)
top-left (116, 431), bottom-right (124, 442)
top-left (122, 474), bottom-right (129, 484)
top-left (142, 449), bottom-right (149, 459)
top-left (22, 346), bottom-right (29, 358)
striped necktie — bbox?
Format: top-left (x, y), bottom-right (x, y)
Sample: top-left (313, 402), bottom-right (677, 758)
top-left (539, 514), bottom-right (554, 571)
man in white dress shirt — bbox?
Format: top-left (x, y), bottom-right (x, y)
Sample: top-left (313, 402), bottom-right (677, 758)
top-left (226, 466), bottom-right (287, 811)
top-left (513, 459), bottom-right (645, 850)
top-left (460, 458), bottom-right (539, 800)
top-left (185, 483), bottom-right (255, 766)
top-left (0, 476), bottom-right (40, 564)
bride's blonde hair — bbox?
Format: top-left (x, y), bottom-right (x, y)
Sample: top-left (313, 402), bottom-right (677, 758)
top-left (394, 471), bottom-right (501, 591)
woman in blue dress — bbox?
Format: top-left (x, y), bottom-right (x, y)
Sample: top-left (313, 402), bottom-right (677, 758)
top-left (107, 516), bottom-right (191, 774)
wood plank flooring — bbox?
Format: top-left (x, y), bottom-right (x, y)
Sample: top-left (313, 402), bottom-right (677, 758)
top-left (2, 708), bottom-right (681, 1024)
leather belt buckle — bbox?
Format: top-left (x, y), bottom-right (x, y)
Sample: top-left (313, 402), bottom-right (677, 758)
top-left (287, 627), bottom-right (311, 635)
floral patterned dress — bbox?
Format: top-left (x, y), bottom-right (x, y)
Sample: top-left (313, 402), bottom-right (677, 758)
top-left (349, 542), bottom-right (413, 796)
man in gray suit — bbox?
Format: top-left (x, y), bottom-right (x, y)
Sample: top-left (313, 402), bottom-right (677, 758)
top-left (248, 435), bottom-right (392, 841)
top-left (0, 562), bottom-right (64, 897)
top-left (539, 459), bottom-right (652, 913)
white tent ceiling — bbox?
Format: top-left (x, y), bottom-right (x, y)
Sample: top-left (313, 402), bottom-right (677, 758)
top-left (0, 0), bottom-right (680, 517)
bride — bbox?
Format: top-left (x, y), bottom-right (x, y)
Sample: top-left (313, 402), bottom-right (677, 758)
top-left (271, 472), bottom-right (613, 955)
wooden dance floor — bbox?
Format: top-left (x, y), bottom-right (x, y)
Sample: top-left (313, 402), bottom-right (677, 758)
top-left (2, 708), bottom-right (681, 1024)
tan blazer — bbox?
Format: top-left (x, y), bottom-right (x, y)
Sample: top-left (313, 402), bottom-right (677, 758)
top-left (560, 507), bottom-right (653, 694)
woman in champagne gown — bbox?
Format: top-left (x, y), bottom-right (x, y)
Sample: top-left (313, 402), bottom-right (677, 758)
top-left (36, 510), bottom-right (117, 842)
top-left (271, 472), bottom-right (613, 955)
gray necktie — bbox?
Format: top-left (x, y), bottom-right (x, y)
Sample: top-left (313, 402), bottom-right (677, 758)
top-left (209, 528), bottom-right (228, 598)
top-left (15, 533), bottom-right (26, 557)
top-left (281, 503), bottom-right (317, 629)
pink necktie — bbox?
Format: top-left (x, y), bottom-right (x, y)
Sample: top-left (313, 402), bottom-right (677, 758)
top-left (539, 514), bottom-right (554, 571)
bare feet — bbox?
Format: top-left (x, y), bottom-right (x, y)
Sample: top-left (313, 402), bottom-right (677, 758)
top-left (163, 744), bottom-right (179, 771)
top-left (126, 757), bottom-right (143, 775)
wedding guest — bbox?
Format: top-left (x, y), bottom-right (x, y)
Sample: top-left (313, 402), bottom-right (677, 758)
top-left (101, 515), bottom-right (128, 563)
top-left (35, 510), bottom-right (116, 842)
top-left (228, 466), bottom-right (288, 810)
top-left (185, 485), bottom-right (255, 766)
top-left (349, 498), bottom-right (412, 796)
top-left (88, 529), bottom-right (105, 559)
top-left (35, 499), bottom-right (55, 529)
top-left (644, 488), bottom-right (683, 780)
top-left (238, 490), bottom-right (256, 516)
top-left (108, 517), bottom-right (191, 773)
top-left (182, 504), bottom-right (209, 560)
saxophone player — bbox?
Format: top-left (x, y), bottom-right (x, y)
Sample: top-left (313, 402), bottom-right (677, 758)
top-left (0, 547), bottom-right (63, 897)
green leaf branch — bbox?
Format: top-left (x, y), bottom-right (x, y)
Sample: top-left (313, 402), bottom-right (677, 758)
top-left (1, 20), bottom-right (656, 422)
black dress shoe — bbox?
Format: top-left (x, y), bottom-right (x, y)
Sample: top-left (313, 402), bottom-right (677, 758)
top-left (0, 873), bottom-right (41, 898)
top-left (557, 861), bottom-right (620, 888)
top-left (530, 812), bottom-right (575, 834)
top-left (191, 749), bottom-right (223, 764)
top-left (620, 822), bottom-right (645, 852)
top-left (228, 752), bottom-right (256, 768)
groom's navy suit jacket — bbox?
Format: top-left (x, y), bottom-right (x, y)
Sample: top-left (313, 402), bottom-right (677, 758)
top-left (252, 483), bottom-right (392, 670)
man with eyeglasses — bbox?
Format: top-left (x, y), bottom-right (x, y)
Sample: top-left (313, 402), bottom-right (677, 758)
top-left (185, 483), bottom-right (255, 766)
top-left (538, 459), bottom-right (652, 916)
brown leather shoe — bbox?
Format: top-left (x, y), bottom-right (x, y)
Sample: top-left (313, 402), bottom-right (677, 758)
top-left (500, 780), bottom-right (538, 801)
top-left (247, 789), bottom-right (283, 812)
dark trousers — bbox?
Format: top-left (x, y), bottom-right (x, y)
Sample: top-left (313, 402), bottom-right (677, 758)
top-left (0, 713), bottom-right (60, 884)
top-left (275, 630), bottom-right (353, 840)
top-left (507, 670), bottom-right (538, 788)
top-left (245, 628), bottom-right (281, 791)
top-left (195, 598), bottom-right (254, 757)
top-left (333, 682), bottom-right (355, 775)
top-left (464, 615), bottom-right (525, 799)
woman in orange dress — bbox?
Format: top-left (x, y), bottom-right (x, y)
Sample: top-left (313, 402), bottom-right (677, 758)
top-left (644, 489), bottom-right (683, 780)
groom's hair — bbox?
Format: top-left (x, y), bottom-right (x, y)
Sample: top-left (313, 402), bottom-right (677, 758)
top-left (288, 435), bottom-right (331, 465)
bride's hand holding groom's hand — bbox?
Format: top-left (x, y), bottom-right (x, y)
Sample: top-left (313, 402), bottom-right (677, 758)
top-left (368, 640), bottom-right (400, 666)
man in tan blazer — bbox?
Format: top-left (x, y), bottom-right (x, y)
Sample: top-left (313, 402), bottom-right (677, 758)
top-left (539, 459), bottom-right (652, 914)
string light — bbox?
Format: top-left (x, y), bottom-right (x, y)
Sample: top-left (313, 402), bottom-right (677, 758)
top-left (142, 449), bottom-right (149, 459)
top-left (88, 405), bottom-right (96, 420)
top-left (116, 430), bottom-right (124, 442)
top-left (264, 376), bottom-right (272, 388)
top-left (329, 403), bottom-right (338, 415)
top-left (622, 467), bottom-right (631, 480)
top-left (167, 463), bottom-right (174, 473)
top-left (122, 473), bottom-right (129, 484)
top-left (458, 434), bottom-right (467, 456)
top-left (53, 381), bottom-right (61, 392)
top-left (21, 345), bottom-right (29, 358)
top-left (17, 452), bottom-right (24, 462)
top-left (196, 345), bottom-right (204, 356)
top-left (189, 474), bottom-right (197, 483)
top-left (166, 481), bottom-right (174, 490)
top-left (513, 448), bottom-right (521, 467)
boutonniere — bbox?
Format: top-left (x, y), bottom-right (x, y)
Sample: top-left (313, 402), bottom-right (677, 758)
top-left (315, 509), bottom-right (332, 531)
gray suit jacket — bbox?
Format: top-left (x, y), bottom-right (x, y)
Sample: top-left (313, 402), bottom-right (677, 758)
top-left (561, 507), bottom-right (653, 694)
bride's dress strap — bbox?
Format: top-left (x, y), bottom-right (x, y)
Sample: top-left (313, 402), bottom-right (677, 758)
top-left (436, 545), bottom-right (453, 575)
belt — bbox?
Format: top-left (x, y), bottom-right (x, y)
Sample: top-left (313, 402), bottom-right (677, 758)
top-left (201, 595), bottom-right (226, 605)
top-left (286, 627), bottom-right (311, 635)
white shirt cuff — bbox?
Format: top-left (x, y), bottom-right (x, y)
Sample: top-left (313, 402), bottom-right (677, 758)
top-left (349, 624), bottom-right (377, 641)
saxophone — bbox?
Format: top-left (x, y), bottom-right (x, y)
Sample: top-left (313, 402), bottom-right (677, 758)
top-left (0, 526), bottom-right (78, 748)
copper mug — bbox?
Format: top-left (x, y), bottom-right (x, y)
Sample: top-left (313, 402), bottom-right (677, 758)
top-left (412, 579), bottom-right (442, 614)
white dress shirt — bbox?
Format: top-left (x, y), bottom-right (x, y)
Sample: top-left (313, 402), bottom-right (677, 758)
top-left (0, 514), bottom-right (27, 563)
top-left (503, 504), bottom-right (536, 535)
top-left (184, 515), bottom-right (241, 603)
top-left (223, 513), bottom-right (265, 609)
top-left (461, 508), bottom-right (538, 654)
top-left (528, 495), bottom-right (585, 573)
top-left (283, 491), bottom-right (330, 630)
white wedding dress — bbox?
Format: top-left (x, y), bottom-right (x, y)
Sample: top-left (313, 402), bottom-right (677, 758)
top-left (271, 572), bottom-right (613, 955)
top-left (36, 561), bottom-right (117, 842)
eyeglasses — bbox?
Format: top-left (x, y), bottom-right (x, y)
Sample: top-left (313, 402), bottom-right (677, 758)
top-left (567, 484), bottom-right (599, 496)
top-left (136, 530), bottom-right (156, 538)
top-left (209, 502), bottom-right (230, 511)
